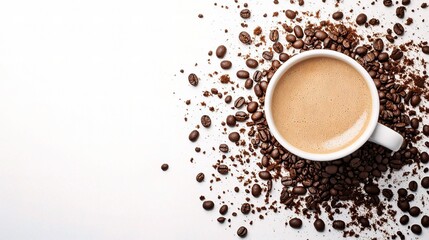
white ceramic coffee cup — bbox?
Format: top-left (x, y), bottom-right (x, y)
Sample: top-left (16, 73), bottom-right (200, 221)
top-left (265, 49), bottom-right (404, 161)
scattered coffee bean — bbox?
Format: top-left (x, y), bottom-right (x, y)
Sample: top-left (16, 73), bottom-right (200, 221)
top-left (234, 96), bottom-right (246, 108)
top-left (383, 0), bottom-right (393, 6)
top-left (356, 13), bottom-right (367, 25)
top-left (189, 130), bottom-right (200, 142)
top-left (421, 152), bottom-right (429, 164)
top-left (355, 46), bottom-right (368, 56)
top-left (359, 217), bottom-right (370, 228)
top-left (226, 115), bottom-right (236, 127)
top-left (224, 95), bottom-right (232, 104)
top-left (292, 186), bottom-right (307, 195)
top-left (253, 70), bottom-right (262, 82)
top-left (423, 46), bottom-right (429, 54)
top-left (423, 125), bottom-right (429, 136)
top-left (421, 176), bottom-right (429, 188)
top-left (239, 31), bottom-right (252, 44)
top-left (390, 48), bottom-right (403, 60)
top-left (262, 51), bottom-right (273, 60)
top-left (293, 40), bottom-right (304, 49)
top-left (196, 172), bottom-right (205, 182)
top-left (216, 45), bottom-right (227, 58)
top-left (393, 23), bottom-right (404, 35)
top-left (411, 224), bottom-right (422, 235)
top-left (410, 118), bottom-right (419, 129)
top-left (241, 203), bottom-right (251, 214)
top-left (421, 215), bottom-right (429, 227)
top-left (315, 30), bottom-right (328, 40)
top-left (409, 180), bottom-right (418, 191)
top-left (259, 171), bottom-right (272, 180)
top-left (364, 184), bottom-right (380, 195)
top-left (369, 18), bottom-right (380, 25)
top-left (279, 53), bottom-right (289, 62)
top-left (217, 217), bottom-right (226, 223)
top-left (400, 215), bottom-right (409, 225)
top-left (285, 10), bottom-right (296, 19)
top-left (251, 111), bottom-right (263, 122)
top-left (219, 144), bottom-right (229, 153)
top-left (218, 164), bottom-right (229, 175)
top-left (378, 52), bottom-right (389, 62)
top-left (247, 101), bottom-right (258, 113)
top-left (382, 189), bottom-right (394, 200)
top-left (409, 206), bottom-right (421, 217)
top-left (219, 204), bottom-right (228, 215)
top-left (294, 25), bottom-right (303, 38)
top-left (396, 6), bottom-right (406, 18)
top-left (398, 200), bottom-right (410, 211)
top-left (220, 60), bottom-right (232, 69)
top-left (246, 58), bottom-right (258, 68)
top-left (332, 11), bottom-right (344, 20)
top-left (188, 73), bottom-right (198, 86)
top-left (252, 184), bottom-right (262, 197)
top-left (373, 38), bottom-right (384, 51)
top-left (202, 200), bottom-right (214, 210)
top-left (201, 115), bottom-right (211, 128)
top-left (332, 220), bottom-right (346, 230)
top-left (273, 42), bottom-right (284, 53)
top-left (240, 9), bottom-right (251, 19)
top-left (289, 218), bottom-right (302, 229)
top-left (161, 163), bottom-right (169, 171)
top-left (325, 165), bottom-right (338, 174)
top-left (411, 95), bottom-right (421, 107)
top-left (402, 0), bottom-right (410, 5)
top-left (237, 226), bottom-right (247, 238)
top-left (269, 30), bottom-right (279, 42)
top-left (228, 132), bottom-right (240, 142)
top-left (237, 70), bottom-right (250, 79)
top-left (313, 219), bottom-right (325, 232)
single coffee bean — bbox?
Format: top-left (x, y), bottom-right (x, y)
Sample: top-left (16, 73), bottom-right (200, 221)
top-left (314, 219), bottom-right (325, 232)
top-left (202, 200), bottom-right (214, 210)
top-left (402, 0), bottom-right (410, 5)
top-left (332, 11), bottom-right (344, 20)
top-left (289, 218), bottom-right (302, 229)
top-left (219, 204), bottom-right (228, 215)
top-left (240, 9), bottom-right (251, 19)
top-left (396, 6), bottom-right (406, 18)
top-left (383, 0), bottom-right (393, 6)
top-left (217, 217), bottom-right (226, 223)
top-left (253, 70), bottom-right (262, 82)
top-left (269, 30), bottom-right (279, 42)
top-left (356, 13), bottom-right (367, 25)
top-left (246, 58), bottom-right (258, 68)
top-left (292, 186), bottom-right (307, 195)
top-left (410, 95), bottom-right (421, 107)
top-left (220, 60), bottom-right (232, 69)
top-left (196, 172), bottom-right (205, 182)
top-left (423, 46), bottom-right (429, 54)
top-left (423, 125), bottom-right (429, 136)
top-left (378, 52), bottom-right (389, 62)
top-left (244, 79), bottom-right (253, 89)
top-left (293, 40), bottom-right (304, 49)
top-left (382, 189), bottom-right (394, 200)
top-left (421, 176), bottom-right (429, 188)
top-left (364, 184), bottom-right (380, 195)
top-left (359, 217), bottom-right (370, 228)
top-left (279, 53), bottom-right (290, 62)
top-left (201, 115), bottom-right (211, 128)
top-left (409, 206), bottom-right (421, 217)
top-left (161, 163), bottom-right (169, 171)
top-left (254, 84), bottom-right (263, 97)
top-left (286, 34), bottom-right (296, 43)
top-left (398, 200), bottom-right (410, 211)
top-left (188, 73), bottom-right (199, 86)
top-left (355, 46), bottom-right (368, 56)
top-left (226, 115), bottom-right (236, 127)
top-left (409, 180), bottom-right (418, 191)
top-left (393, 23), bottom-right (404, 35)
top-left (189, 130), bottom-right (199, 142)
top-left (239, 31), bottom-right (252, 44)
top-left (252, 184), bottom-right (262, 197)
top-left (237, 70), bottom-right (250, 79)
top-left (400, 215), bottom-right (409, 225)
top-left (410, 118), bottom-right (419, 129)
top-left (251, 111), bottom-right (263, 122)
top-left (225, 95), bottom-right (232, 104)
top-left (262, 51), bottom-right (273, 60)
top-left (332, 220), bottom-right (346, 230)
top-left (398, 188), bottom-right (408, 197)
top-left (235, 111), bottom-right (249, 122)
top-left (217, 164), bottom-right (229, 175)
top-left (237, 226), bottom-right (247, 238)
top-left (228, 132), bottom-right (240, 142)
top-left (369, 18), bottom-right (380, 25)
top-left (216, 45), bottom-right (227, 58)
top-left (241, 203), bottom-right (251, 214)
top-left (234, 96), bottom-right (246, 108)
top-left (315, 30), bottom-right (328, 40)
top-left (411, 224), bottom-right (422, 235)
top-left (421, 215), bottom-right (429, 227)
top-left (325, 165), bottom-right (338, 174)
top-left (259, 171), bottom-right (272, 180)
top-left (421, 152), bottom-right (429, 163)
top-left (247, 101), bottom-right (258, 113)
top-left (294, 25), bottom-right (303, 38)
top-left (285, 10), bottom-right (296, 19)
top-left (219, 144), bottom-right (229, 153)
top-left (390, 48), bottom-right (403, 60)
top-left (273, 42), bottom-right (284, 53)
top-left (373, 38), bottom-right (384, 51)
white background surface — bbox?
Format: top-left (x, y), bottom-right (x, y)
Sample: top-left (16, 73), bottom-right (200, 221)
top-left (0, 0), bottom-right (428, 239)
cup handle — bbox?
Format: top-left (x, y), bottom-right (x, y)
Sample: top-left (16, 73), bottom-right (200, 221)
top-left (368, 123), bottom-right (404, 152)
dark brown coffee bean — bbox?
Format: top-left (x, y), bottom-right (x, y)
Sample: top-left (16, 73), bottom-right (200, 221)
top-left (424, 125), bottom-right (429, 136)
top-left (228, 132), bottom-right (240, 142)
top-left (262, 51), bottom-right (273, 60)
top-left (356, 13), bottom-right (367, 25)
top-left (396, 6), bottom-right (406, 18)
top-left (409, 206), bottom-right (421, 217)
top-left (244, 79), bottom-right (253, 89)
top-left (332, 220), bottom-right (346, 230)
top-left (225, 95), bottom-right (232, 104)
top-left (378, 52), bottom-right (389, 62)
top-left (239, 31), bottom-right (252, 44)
top-left (285, 10), bottom-right (296, 19)
top-left (254, 84), bottom-right (263, 97)
top-left (251, 111), bottom-right (263, 122)
top-left (398, 188), bottom-right (408, 197)
top-left (315, 30), bottom-right (328, 40)
top-left (253, 70), bottom-right (262, 82)
top-left (421, 152), bottom-right (429, 163)
top-left (196, 172), bottom-right (205, 182)
top-left (313, 219), bottom-right (325, 232)
top-left (373, 38), bottom-right (384, 51)
top-left (189, 130), bottom-right (199, 142)
top-left (390, 48), bottom-right (403, 60)
top-left (421, 176), bottom-right (429, 188)
top-left (237, 226), bottom-right (247, 238)
top-left (279, 53), bottom-right (290, 62)
top-left (219, 144), bottom-right (229, 153)
top-left (411, 95), bottom-right (421, 107)
top-left (421, 215), bottom-right (429, 227)
top-left (219, 204), bottom-right (228, 215)
top-left (411, 224), bottom-right (422, 235)
top-left (400, 215), bottom-right (409, 225)
top-left (364, 184), bottom-right (380, 195)
top-left (359, 217), bottom-right (370, 228)
top-left (289, 218), bottom-right (302, 229)
top-left (382, 189), bottom-right (394, 200)
top-left (252, 184), bottom-right (262, 197)
top-left (293, 40), bottom-right (304, 49)
top-left (237, 70), bottom-right (250, 79)
top-left (294, 25), bottom-right (303, 38)
top-left (423, 46), bottom-right (429, 54)
top-left (201, 115), bottom-right (211, 128)
top-left (398, 200), bottom-right (410, 211)
top-left (202, 200), bottom-right (214, 210)
top-left (234, 96), bottom-right (246, 108)
top-left (240, 9), bottom-right (251, 19)
top-left (235, 111), bottom-right (249, 122)
top-left (292, 186), bottom-right (307, 195)
top-left (246, 58), bottom-right (258, 68)
top-left (409, 180), bottom-right (418, 191)
top-left (259, 171), bottom-right (272, 180)
top-left (410, 118), bottom-right (419, 129)
top-left (383, 0), bottom-right (393, 6)
top-left (332, 11), bottom-right (344, 20)
top-left (402, 0), bottom-right (410, 5)
top-left (369, 18), bottom-right (380, 25)
top-left (355, 46), bottom-right (368, 56)
top-left (161, 163), bottom-right (169, 171)
top-left (241, 203), bottom-right (251, 214)
top-left (220, 60), bottom-right (232, 69)
top-left (269, 30), bottom-right (279, 42)
top-left (217, 164), bottom-right (229, 175)
top-left (325, 165), bottom-right (338, 174)
top-left (247, 102), bottom-right (258, 113)
top-left (273, 42), bottom-right (284, 53)
top-left (393, 23), bottom-right (404, 35)
top-left (188, 73), bottom-right (198, 86)
top-left (217, 217), bottom-right (225, 223)
top-left (216, 45), bottom-right (227, 58)
top-left (226, 115), bottom-right (236, 127)
top-left (286, 34), bottom-right (296, 43)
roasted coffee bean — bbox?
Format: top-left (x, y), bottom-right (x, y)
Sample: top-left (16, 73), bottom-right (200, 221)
top-left (364, 184), bottom-right (380, 195)
top-left (382, 189), bottom-right (394, 200)
top-left (286, 34), bottom-right (296, 43)
top-left (293, 40), bottom-right (304, 49)
top-left (220, 60), bottom-right (232, 69)
top-left (421, 176), bottom-right (429, 188)
top-left (356, 13), bottom-right (367, 25)
top-left (269, 30), bottom-right (279, 42)
top-left (421, 215), bottom-right (429, 227)
top-left (285, 10), bottom-right (296, 19)
top-left (161, 163), bottom-right (169, 171)
top-left (292, 186), bottom-right (307, 195)
top-left (244, 79), bottom-right (253, 89)
top-left (421, 152), bottom-right (429, 163)
top-left (253, 70), bottom-right (262, 82)
top-left (247, 101), bottom-right (258, 113)
top-left (217, 164), bottom-right (229, 175)
top-left (196, 172), bottom-right (205, 182)
top-left (294, 25), bottom-right (303, 38)
top-left (373, 38), bottom-right (384, 51)
top-left (398, 188), bottom-right (408, 197)
top-left (398, 200), bottom-right (410, 211)
top-left (332, 11), bottom-right (344, 20)
top-left (410, 95), bottom-right (421, 107)
top-left (240, 9), bottom-right (251, 19)
top-left (219, 144), bottom-right (229, 153)
top-left (246, 58), bottom-right (258, 68)
top-left (241, 203), bottom-right (251, 214)
top-left (409, 180), bottom-right (418, 191)
top-left (396, 6), bottom-right (406, 18)
top-left (235, 111), bottom-right (249, 122)
top-left (314, 219), bottom-right (325, 232)
top-left (262, 51), bottom-right (274, 60)
top-left (219, 204), bottom-right (228, 215)
top-left (393, 23), bottom-right (404, 35)
top-left (254, 84), bottom-right (263, 97)
top-left (239, 31), bottom-right (252, 44)
top-left (279, 53), bottom-right (290, 62)
top-left (234, 97), bottom-right (246, 108)
top-left (237, 226), bottom-right (247, 238)
top-left (226, 115), bottom-right (236, 127)
top-left (188, 73), bottom-right (199, 86)
top-left (289, 218), bottom-right (302, 229)
top-left (201, 115), bottom-right (211, 128)
top-left (424, 125), bottom-right (429, 136)
top-left (217, 217), bottom-right (226, 223)
top-left (252, 184), bottom-right (262, 197)
top-left (237, 70), bottom-right (250, 79)
top-left (410, 118), bottom-right (419, 129)
top-left (355, 46), bottom-right (368, 56)
top-left (225, 95), bottom-right (232, 104)
top-left (402, 0), bottom-right (410, 5)
top-left (325, 165), bottom-right (338, 174)
top-left (378, 52), bottom-right (389, 62)
top-left (315, 30), bottom-right (328, 40)
top-left (251, 111), bottom-right (263, 122)
top-left (259, 171), bottom-right (272, 180)
top-left (423, 46), bottom-right (429, 54)
top-left (400, 215), bottom-right (409, 225)
top-left (409, 206), bottom-right (421, 217)
top-left (390, 48), bottom-right (403, 60)
top-left (189, 130), bottom-right (200, 142)
top-left (369, 18), bottom-right (380, 25)
top-left (332, 220), bottom-right (346, 230)
top-left (228, 132), bottom-right (240, 142)
top-left (383, 0), bottom-right (393, 6)
top-left (216, 45), bottom-right (227, 58)
top-left (273, 42), bottom-right (284, 53)
top-left (202, 200), bottom-right (214, 210)
top-left (359, 217), bottom-right (370, 228)
top-left (411, 224), bottom-right (422, 235)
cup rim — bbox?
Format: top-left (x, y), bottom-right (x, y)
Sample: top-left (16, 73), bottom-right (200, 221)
top-left (265, 49), bottom-right (380, 161)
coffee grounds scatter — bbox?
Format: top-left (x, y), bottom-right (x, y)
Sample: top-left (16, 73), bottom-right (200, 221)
top-left (176, 0), bottom-right (429, 238)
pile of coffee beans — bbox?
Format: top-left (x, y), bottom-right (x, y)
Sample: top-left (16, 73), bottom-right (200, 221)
top-left (175, 0), bottom-right (429, 238)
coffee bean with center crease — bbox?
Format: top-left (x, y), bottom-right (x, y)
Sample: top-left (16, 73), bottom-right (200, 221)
top-left (294, 25), bottom-right (303, 38)
top-left (355, 46), bottom-right (368, 56)
top-left (314, 219), bottom-right (325, 232)
top-left (373, 38), bottom-right (384, 51)
top-left (332, 220), bottom-right (346, 230)
top-left (229, 132), bottom-right (240, 142)
top-left (289, 218), bottom-right (302, 229)
top-left (220, 60), bottom-right (232, 69)
top-left (382, 189), bottom-right (394, 200)
top-left (226, 115), bottom-right (236, 127)
top-left (217, 217), bottom-right (225, 223)
top-left (219, 144), bottom-right (229, 153)
top-left (421, 215), bottom-right (429, 227)
top-left (246, 59), bottom-right (258, 69)
top-left (293, 186), bottom-right (307, 195)
top-left (189, 130), bottom-right (199, 142)
top-left (393, 23), bottom-right (404, 35)
top-left (239, 31), bottom-right (252, 44)
top-left (253, 70), bottom-right (262, 82)
top-left (216, 45), bottom-right (227, 58)
top-left (293, 40), bottom-right (304, 49)
top-left (259, 171), bottom-right (272, 180)
top-left (421, 176), bottom-right (429, 188)
top-left (241, 203), bottom-right (251, 214)
top-left (396, 6), bottom-right (406, 18)
top-left (202, 200), bottom-right (214, 210)
top-left (235, 111), bottom-right (249, 122)
top-left (237, 226), bottom-right (247, 238)
top-left (400, 215), bottom-right (409, 225)
top-left (262, 51), bottom-right (273, 60)
top-left (188, 73), bottom-right (198, 86)
top-left (237, 70), bottom-right (250, 79)
top-left (247, 101), bottom-right (258, 113)
top-left (383, 0), bottom-right (393, 6)
top-left (201, 115), bottom-right (211, 128)
top-left (219, 204), bottom-right (228, 215)
top-left (356, 13), bottom-right (367, 25)
top-left (240, 9), bottom-right (251, 19)
top-left (409, 206), bottom-right (421, 217)
top-left (390, 48), bottom-right (403, 60)
top-left (285, 10), bottom-right (296, 19)
top-left (332, 11), bottom-right (343, 20)
top-left (411, 224), bottom-right (422, 235)
top-left (196, 172), bottom-right (205, 182)
top-left (273, 42), bottom-right (283, 53)
top-left (252, 184), bottom-right (262, 197)
top-left (269, 30), bottom-right (279, 42)
top-left (234, 97), bottom-right (246, 109)
top-left (218, 164), bottom-right (229, 175)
